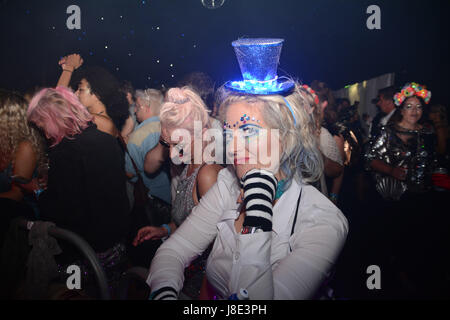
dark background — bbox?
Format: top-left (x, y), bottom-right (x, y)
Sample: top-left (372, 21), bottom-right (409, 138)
top-left (0, 0), bottom-right (448, 104)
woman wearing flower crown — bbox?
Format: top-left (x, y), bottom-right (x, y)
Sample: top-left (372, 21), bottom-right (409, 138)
top-left (146, 39), bottom-right (348, 300)
top-left (365, 82), bottom-right (436, 200)
top-left (364, 82), bottom-right (440, 297)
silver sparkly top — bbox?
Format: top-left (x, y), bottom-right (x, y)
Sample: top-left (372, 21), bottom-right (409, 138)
top-left (365, 124), bottom-right (436, 200)
top-left (171, 164), bottom-right (205, 227)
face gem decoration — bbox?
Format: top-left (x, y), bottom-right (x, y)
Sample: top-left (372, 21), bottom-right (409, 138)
top-left (223, 114), bottom-right (260, 129)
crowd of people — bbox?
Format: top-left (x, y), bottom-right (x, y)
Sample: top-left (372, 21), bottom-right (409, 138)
top-left (0, 38), bottom-right (449, 300)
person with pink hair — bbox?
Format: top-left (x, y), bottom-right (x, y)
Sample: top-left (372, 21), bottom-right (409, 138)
top-left (27, 86), bottom-right (130, 263)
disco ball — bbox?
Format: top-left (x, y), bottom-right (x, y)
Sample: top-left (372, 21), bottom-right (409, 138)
top-left (201, 0), bottom-right (225, 9)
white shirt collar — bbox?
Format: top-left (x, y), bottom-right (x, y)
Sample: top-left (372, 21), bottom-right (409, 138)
top-left (381, 108), bottom-right (396, 125)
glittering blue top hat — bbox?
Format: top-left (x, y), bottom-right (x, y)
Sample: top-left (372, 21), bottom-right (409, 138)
top-left (225, 38), bottom-right (295, 95)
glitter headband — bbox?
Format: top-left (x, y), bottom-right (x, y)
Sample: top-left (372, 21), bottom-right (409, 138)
top-left (394, 82), bottom-right (432, 107)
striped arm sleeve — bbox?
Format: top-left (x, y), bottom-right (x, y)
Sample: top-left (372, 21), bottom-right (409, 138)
top-left (241, 169), bottom-right (277, 232)
top-left (149, 286), bottom-right (178, 300)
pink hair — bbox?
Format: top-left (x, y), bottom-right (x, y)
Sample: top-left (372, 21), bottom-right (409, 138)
top-left (27, 86), bottom-right (94, 146)
top-left (160, 86), bottom-right (209, 132)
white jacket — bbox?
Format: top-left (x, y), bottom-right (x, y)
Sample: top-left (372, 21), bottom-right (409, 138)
top-left (147, 167), bottom-right (349, 299)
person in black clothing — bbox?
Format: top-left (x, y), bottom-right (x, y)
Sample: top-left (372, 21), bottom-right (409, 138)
top-left (27, 86), bottom-right (130, 256)
top-left (370, 86), bottom-right (397, 139)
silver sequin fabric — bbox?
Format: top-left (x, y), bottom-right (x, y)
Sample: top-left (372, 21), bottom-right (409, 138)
top-left (364, 124), bottom-right (436, 200)
top-left (171, 164), bottom-right (204, 227)
top-left (172, 164), bottom-right (211, 300)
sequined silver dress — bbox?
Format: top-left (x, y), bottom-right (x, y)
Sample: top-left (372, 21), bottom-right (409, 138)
top-left (172, 164), bottom-right (210, 299)
top-left (172, 164), bottom-right (203, 227)
top-left (365, 124), bottom-right (436, 200)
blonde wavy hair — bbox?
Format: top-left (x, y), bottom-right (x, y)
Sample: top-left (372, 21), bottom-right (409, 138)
top-left (218, 83), bottom-right (323, 186)
top-left (0, 89), bottom-right (46, 171)
top-left (160, 86), bottom-right (210, 134)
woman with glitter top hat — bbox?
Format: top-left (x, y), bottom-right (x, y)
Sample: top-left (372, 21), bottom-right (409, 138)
top-left (146, 38), bottom-right (348, 300)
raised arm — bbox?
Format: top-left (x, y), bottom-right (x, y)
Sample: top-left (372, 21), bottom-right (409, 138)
top-left (56, 54), bottom-right (83, 88)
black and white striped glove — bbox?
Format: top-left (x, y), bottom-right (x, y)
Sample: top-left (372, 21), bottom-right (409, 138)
top-left (241, 169), bottom-right (277, 233)
top-left (149, 286), bottom-right (178, 300)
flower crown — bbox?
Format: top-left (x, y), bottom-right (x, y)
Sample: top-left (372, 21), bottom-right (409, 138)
top-left (302, 85), bottom-right (320, 105)
top-left (394, 82), bottom-right (432, 107)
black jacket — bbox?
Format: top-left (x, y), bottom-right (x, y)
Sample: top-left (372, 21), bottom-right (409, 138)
top-left (39, 124), bottom-right (130, 252)
top-left (370, 112), bottom-right (385, 139)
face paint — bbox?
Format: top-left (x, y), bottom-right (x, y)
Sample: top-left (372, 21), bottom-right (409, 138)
top-left (224, 123), bottom-right (263, 145)
top-left (223, 114), bottom-right (261, 129)
top-left (240, 123), bottom-right (261, 139)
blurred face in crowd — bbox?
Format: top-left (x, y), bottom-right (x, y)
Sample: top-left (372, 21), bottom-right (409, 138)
top-left (428, 112), bottom-right (438, 123)
top-left (126, 92), bottom-right (134, 106)
top-left (376, 94), bottom-right (394, 114)
top-left (160, 127), bottom-right (195, 164)
top-left (75, 79), bottom-right (98, 110)
top-left (324, 107), bottom-right (338, 125)
top-left (341, 100), bottom-right (350, 109)
top-left (134, 97), bottom-right (151, 123)
top-left (401, 96), bottom-right (423, 127)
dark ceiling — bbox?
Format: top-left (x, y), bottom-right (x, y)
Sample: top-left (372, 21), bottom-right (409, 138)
top-left (0, 0), bottom-right (448, 103)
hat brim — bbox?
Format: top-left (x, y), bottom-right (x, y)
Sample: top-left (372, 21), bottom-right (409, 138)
top-left (225, 79), bottom-right (295, 95)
